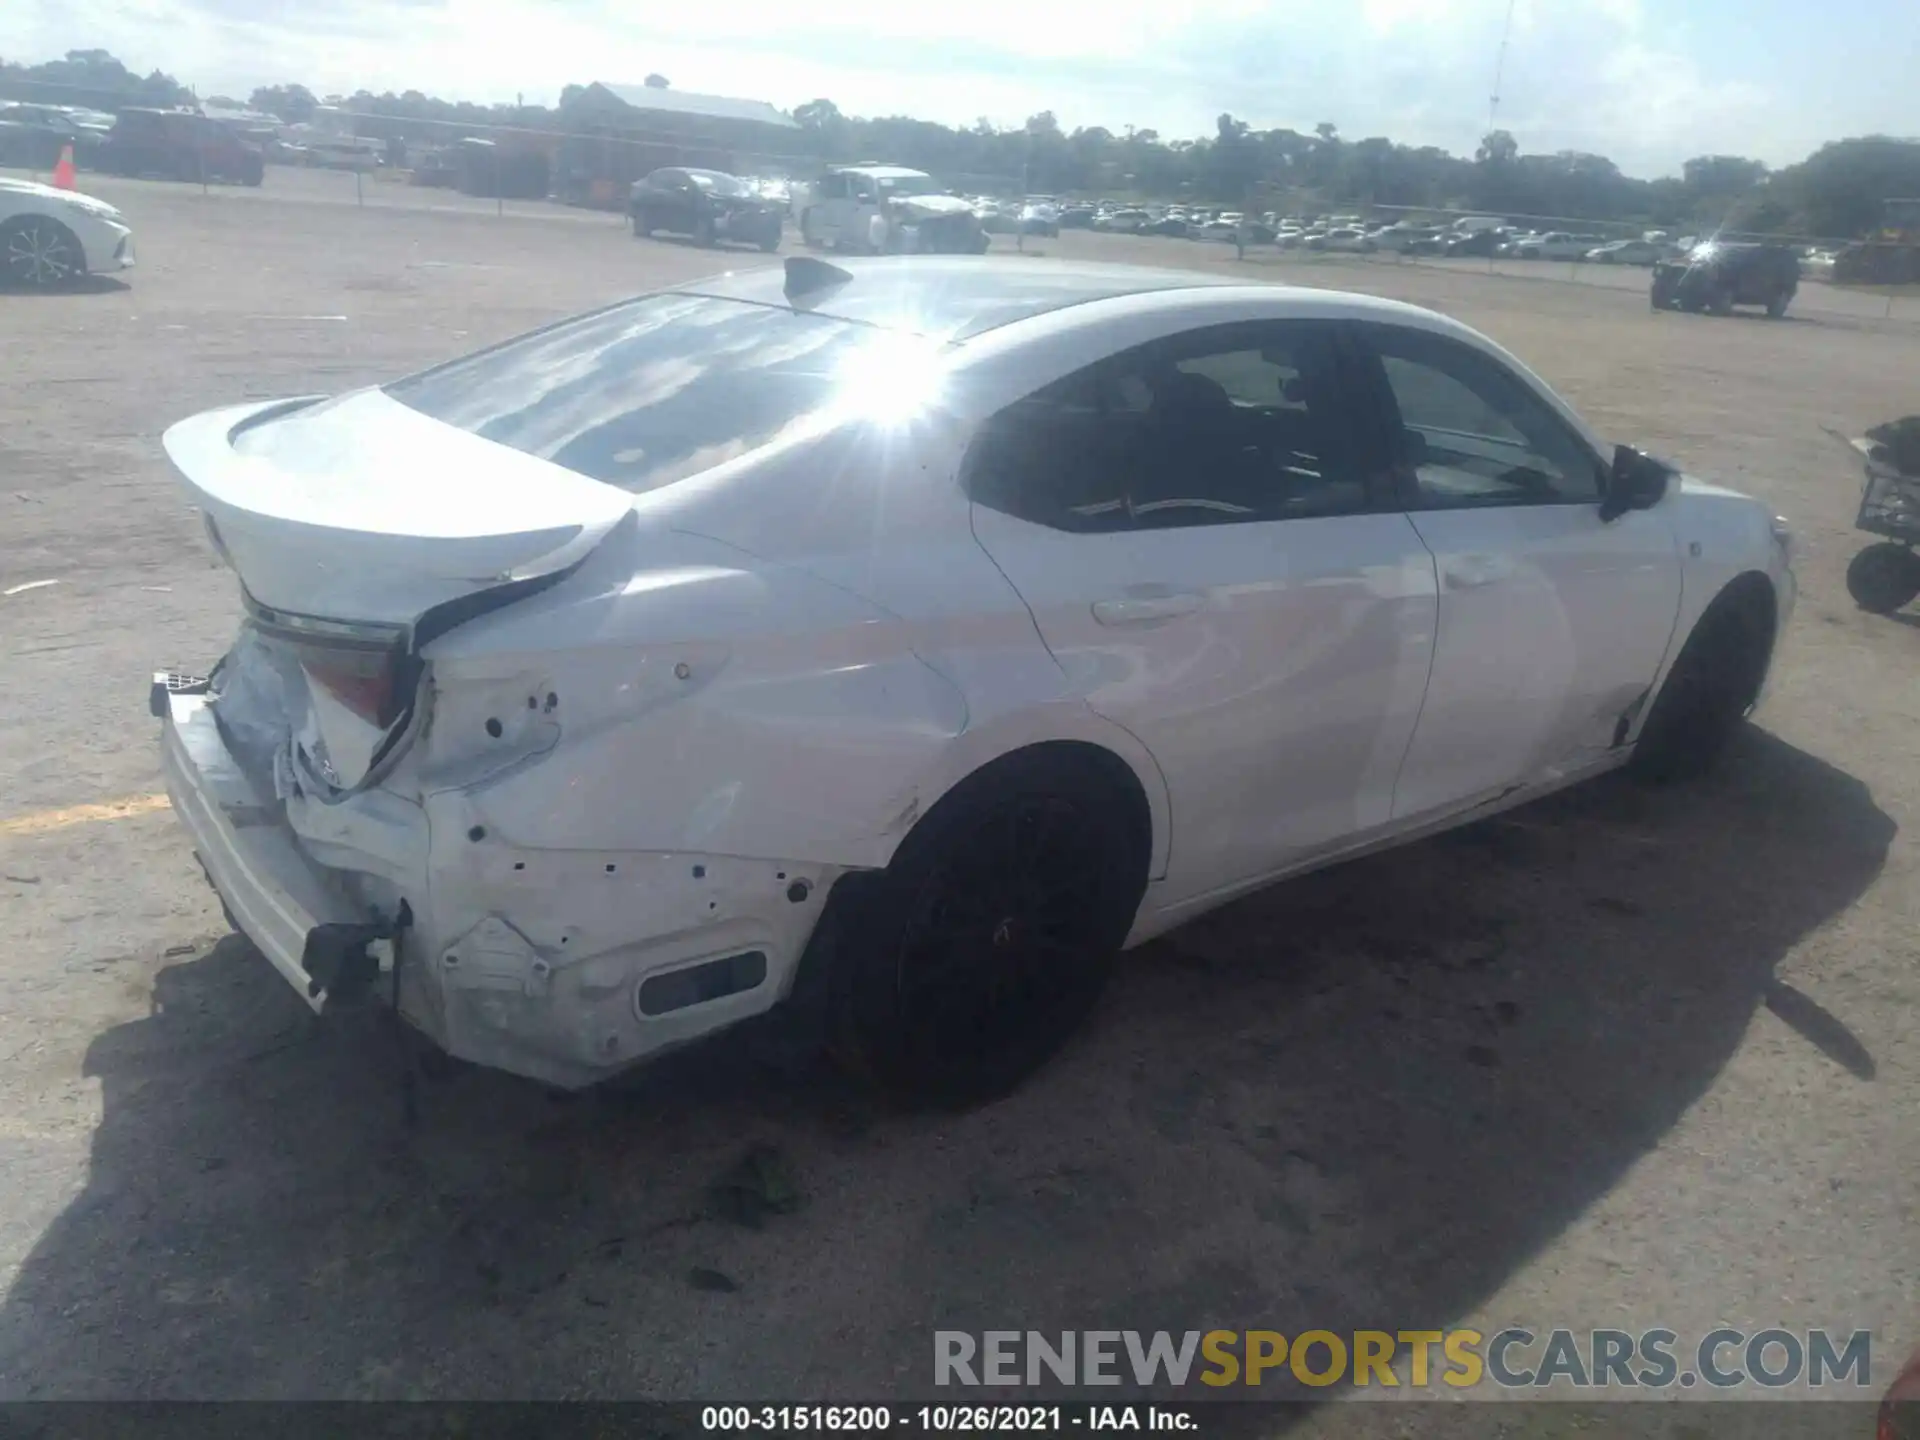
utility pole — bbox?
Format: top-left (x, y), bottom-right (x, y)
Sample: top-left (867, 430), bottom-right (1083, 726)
top-left (1487, 0), bottom-right (1516, 137)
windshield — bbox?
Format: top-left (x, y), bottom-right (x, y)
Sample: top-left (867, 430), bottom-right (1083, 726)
top-left (877, 175), bottom-right (939, 199)
top-left (385, 295), bottom-right (878, 493)
top-left (686, 170), bottom-right (753, 196)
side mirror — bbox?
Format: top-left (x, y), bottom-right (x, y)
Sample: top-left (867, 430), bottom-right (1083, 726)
top-left (1600, 444), bottom-right (1673, 522)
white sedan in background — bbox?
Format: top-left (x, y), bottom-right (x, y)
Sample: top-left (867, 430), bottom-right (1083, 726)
top-left (151, 257), bottom-right (1796, 1103)
top-left (1587, 238), bottom-right (1667, 266)
top-left (0, 176), bottom-right (135, 287)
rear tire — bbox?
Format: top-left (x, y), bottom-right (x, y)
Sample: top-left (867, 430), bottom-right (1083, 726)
top-left (693, 214), bottom-right (716, 247)
top-left (822, 748), bottom-right (1149, 1106)
top-left (631, 211), bottom-right (651, 238)
top-left (1631, 581), bottom-right (1775, 784)
top-left (1708, 285), bottom-right (1735, 316)
top-left (1766, 290), bottom-right (1791, 318)
top-left (1845, 543), bottom-right (1920, 615)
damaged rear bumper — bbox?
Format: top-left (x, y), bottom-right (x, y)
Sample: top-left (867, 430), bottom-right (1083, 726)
top-left (158, 687), bottom-right (394, 1009)
top-left (157, 672), bottom-right (841, 1089)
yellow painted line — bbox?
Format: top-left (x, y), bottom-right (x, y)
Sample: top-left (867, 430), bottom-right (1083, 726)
top-left (0, 793), bottom-right (172, 838)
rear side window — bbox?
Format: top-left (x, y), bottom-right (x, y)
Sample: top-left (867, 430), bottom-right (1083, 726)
top-left (385, 295), bottom-right (875, 493)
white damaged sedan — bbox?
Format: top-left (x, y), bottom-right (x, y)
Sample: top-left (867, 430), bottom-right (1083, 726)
top-left (153, 257), bottom-right (1795, 1099)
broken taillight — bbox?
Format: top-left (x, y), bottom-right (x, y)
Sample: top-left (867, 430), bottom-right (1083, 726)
top-left (243, 594), bottom-right (413, 729)
top-left (301, 651), bottom-right (400, 727)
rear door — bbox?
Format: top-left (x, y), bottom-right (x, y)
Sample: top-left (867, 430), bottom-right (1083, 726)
top-left (1348, 321), bottom-right (1683, 821)
top-left (968, 319), bottom-right (1440, 909)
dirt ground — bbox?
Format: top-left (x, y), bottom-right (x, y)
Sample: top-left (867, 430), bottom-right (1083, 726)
top-left (1, 168), bottom-right (1917, 1409)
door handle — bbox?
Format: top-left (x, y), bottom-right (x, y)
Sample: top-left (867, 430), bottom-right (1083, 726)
top-left (1092, 592), bottom-right (1204, 626)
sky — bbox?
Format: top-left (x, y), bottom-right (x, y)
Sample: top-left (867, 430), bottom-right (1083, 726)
top-left (3, 0), bottom-right (1914, 177)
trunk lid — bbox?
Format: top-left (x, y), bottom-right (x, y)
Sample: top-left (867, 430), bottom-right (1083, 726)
top-left (164, 389), bottom-right (634, 624)
top-left (165, 390), bottom-right (635, 793)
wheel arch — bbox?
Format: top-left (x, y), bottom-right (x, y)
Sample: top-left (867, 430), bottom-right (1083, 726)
top-left (876, 713), bottom-right (1172, 884)
top-left (1637, 567), bottom-right (1779, 742)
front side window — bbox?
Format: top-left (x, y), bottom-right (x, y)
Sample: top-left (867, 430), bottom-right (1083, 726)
top-left (966, 320), bottom-right (1381, 531)
top-left (385, 295), bottom-right (879, 494)
top-left (1357, 324), bottom-right (1605, 507)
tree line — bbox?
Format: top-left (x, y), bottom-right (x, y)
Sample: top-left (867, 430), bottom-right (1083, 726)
top-left (6, 48), bottom-right (1917, 240)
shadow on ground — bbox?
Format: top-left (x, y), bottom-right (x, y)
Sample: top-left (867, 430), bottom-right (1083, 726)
top-left (0, 274), bottom-right (131, 296)
top-left (0, 730), bottom-right (1892, 1399)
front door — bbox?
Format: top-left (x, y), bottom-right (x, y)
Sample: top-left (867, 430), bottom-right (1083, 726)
top-left (967, 319), bottom-right (1440, 910)
top-left (1347, 321), bottom-right (1684, 822)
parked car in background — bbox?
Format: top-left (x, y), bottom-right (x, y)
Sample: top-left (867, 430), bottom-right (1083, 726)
top-left (1373, 225), bottom-right (1445, 254)
top-left (1059, 205), bottom-right (1098, 229)
top-left (1309, 227), bottom-right (1377, 253)
top-left (1018, 201), bottom-right (1061, 237)
top-left (0, 103), bottom-right (109, 170)
top-left (1651, 242), bottom-right (1800, 317)
top-left (1504, 231), bottom-right (1595, 260)
top-left (1587, 238), bottom-right (1667, 266)
top-left (631, 167), bottom-right (783, 252)
top-left (1143, 214), bottom-right (1191, 237)
top-left (1103, 208), bottom-right (1153, 233)
top-left (1444, 227), bottom-right (1509, 257)
top-left (0, 176), bottom-right (136, 288)
top-left (976, 201), bottom-right (1016, 234)
top-left (95, 108), bottom-right (264, 186)
top-left (800, 166), bottom-right (988, 254)
top-left (150, 255), bottom-right (1797, 1102)
top-left (301, 136), bottom-right (383, 171)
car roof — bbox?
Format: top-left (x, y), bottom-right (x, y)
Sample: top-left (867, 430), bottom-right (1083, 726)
top-left (832, 165), bottom-right (930, 180)
top-left (671, 256), bottom-right (1461, 345)
top-left (675, 257), bottom-right (1239, 340)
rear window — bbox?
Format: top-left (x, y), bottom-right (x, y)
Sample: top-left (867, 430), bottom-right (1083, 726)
top-left (384, 294), bottom-right (878, 493)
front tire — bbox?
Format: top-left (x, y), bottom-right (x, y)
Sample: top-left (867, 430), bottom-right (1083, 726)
top-left (823, 748), bottom-right (1149, 1105)
top-left (1708, 285), bottom-right (1735, 316)
top-left (631, 210), bottom-right (651, 238)
top-left (1766, 290), bottom-right (1791, 318)
top-left (1631, 581), bottom-right (1776, 783)
top-left (693, 214), bottom-right (717, 247)
top-left (1846, 543), bottom-right (1920, 614)
top-left (2, 216), bottom-right (85, 288)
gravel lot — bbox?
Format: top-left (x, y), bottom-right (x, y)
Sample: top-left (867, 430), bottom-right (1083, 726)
top-left (2, 168), bottom-right (1916, 1408)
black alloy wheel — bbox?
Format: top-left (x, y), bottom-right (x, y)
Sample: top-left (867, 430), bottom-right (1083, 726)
top-left (824, 750), bottom-right (1147, 1105)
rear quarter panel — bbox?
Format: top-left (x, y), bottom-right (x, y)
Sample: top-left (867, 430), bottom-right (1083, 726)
top-left (423, 424), bottom-right (1176, 881)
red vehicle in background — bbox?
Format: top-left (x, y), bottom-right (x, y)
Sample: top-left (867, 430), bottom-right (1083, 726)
top-left (95, 108), bottom-right (264, 186)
